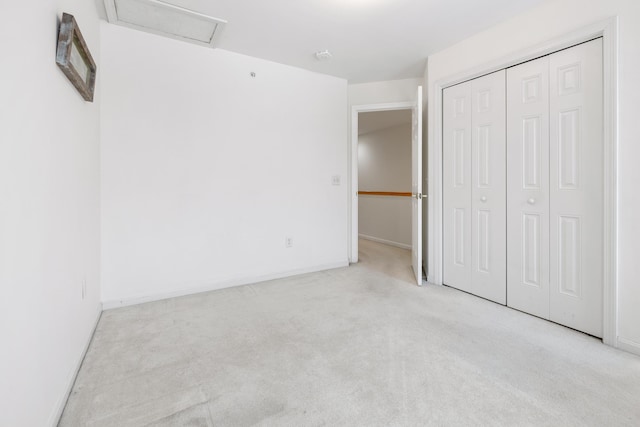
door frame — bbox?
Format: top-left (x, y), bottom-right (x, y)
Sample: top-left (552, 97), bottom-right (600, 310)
top-left (349, 101), bottom-right (414, 263)
top-left (428, 17), bottom-right (619, 347)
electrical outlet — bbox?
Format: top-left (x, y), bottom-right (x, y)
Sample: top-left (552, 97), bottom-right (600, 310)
top-left (332, 175), bottom-right (341, 186)
top-left (285, 237), bottom-right (293, 248)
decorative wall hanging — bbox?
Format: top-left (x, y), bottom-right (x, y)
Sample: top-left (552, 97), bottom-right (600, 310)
top-left (55, 13), bottom-right (97, 102)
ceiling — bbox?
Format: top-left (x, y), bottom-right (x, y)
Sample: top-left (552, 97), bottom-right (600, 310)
top-left (359, 110), bottom-right (412, 135)
top-left (98, 0), bottom-right (546, 83)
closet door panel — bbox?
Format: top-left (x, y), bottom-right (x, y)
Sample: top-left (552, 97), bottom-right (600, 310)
top-left (443, 82), bottom-right (472, 293)
top-left (549, 39), bottom-right (603, 337)
top-left (507, 57), bottom-right (551, 319)
top-left (471, 70), bottom-right (506, 304)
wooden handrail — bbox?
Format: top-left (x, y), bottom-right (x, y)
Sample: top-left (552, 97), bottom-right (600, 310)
top-left (358, 191), bottom-right (412, 197)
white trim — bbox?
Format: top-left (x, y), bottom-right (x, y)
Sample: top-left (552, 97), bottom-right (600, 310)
top-left (600, 18), bottom-right (618, 348)
top-left (50, 306), bottom-right (102, 426)
top-left (617, 337), bottom-right (640, 357)
top-left (428, 17), bottom-right (618, 347)
top-left (427, 87), bottom-right (443, 285)
top-left (359, 234), bottom-right (411, 250)
top-left (350, 101), bottom-right (414, 263)
top-left (102, 260), bottom-right (349, 309)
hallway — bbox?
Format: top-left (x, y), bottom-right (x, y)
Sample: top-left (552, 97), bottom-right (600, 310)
top-left (357, 238), bottom-right (415, 285)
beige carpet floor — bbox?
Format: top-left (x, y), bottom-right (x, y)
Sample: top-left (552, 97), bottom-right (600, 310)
top-left (60, 240), bottom-right (640, 426)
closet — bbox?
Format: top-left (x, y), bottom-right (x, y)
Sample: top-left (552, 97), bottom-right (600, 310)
top-left (443, 38), bottom-right (603, 337)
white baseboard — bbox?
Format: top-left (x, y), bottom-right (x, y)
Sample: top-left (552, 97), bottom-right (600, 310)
top-left (359, 234), bottom-right (411, 250)
top-left (617, 336), bottom-right (640, 357)
top-left (50, 304), bottom-right (102, 426)
top-left (102, 260), bottom-right (349, 310)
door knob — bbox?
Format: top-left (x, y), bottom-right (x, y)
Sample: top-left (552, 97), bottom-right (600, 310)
top-left (527, 198), bottom-right (536, 205)
top-left (480, 196), bottom-right (487, 203)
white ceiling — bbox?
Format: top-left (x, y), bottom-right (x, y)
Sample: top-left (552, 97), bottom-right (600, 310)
top-left (358, 109), bottom-right (412, 135)
top-left (99, 0), bottom-right (545, 83)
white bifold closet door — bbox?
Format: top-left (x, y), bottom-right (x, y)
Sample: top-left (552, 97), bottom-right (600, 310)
top-left (507, 39), bottom-right (603, 337)
top-left (443, 70), bottom-right (506, 304)
top-left (506, 55), bottom-right (551, 318)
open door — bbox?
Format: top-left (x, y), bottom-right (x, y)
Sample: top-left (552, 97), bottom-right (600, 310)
top-left (412, 86), bottom-right (423, 285)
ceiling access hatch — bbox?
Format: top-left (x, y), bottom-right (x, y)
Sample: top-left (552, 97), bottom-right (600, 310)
top-left (103, 0), bottom-right (227, 48)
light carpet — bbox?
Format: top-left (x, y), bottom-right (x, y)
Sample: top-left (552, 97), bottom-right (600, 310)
top-left (60, 240), bottom-right (640, 426)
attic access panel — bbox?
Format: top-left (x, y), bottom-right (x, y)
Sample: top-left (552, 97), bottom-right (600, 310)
top-left (103, 0), bottom-right (227, 47)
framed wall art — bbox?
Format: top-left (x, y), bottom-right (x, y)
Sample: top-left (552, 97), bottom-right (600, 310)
top-left (55, 13), bottom-right (97, 102)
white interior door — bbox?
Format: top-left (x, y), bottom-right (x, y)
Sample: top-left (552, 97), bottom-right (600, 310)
top-left (411, 86), bottom-right (423, 285)
top-left (471, 70), bottom-right (506, 304)
top-left (549, 39), bottom-right (603, 337)
top-left (507, 55), bottom-right (551, 319)
top-left (443, 81), bottom-right (473, 293)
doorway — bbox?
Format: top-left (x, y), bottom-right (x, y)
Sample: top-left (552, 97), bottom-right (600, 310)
top-left (350, 88), bottom-right (424, 285)
top-left (357, 109), bottom-right (413, 283)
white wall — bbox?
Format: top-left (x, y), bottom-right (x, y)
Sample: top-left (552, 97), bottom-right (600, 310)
top-left (0, 1), bottom-right (102, 426)
top-left (100, 23), bottom-right (348, 306)
top-left (349, 78), bottom-right (423, 106)
top-left (358, 123), bottom-right (412, 248)
top-left (427, 0), bottom-right (640, 354)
